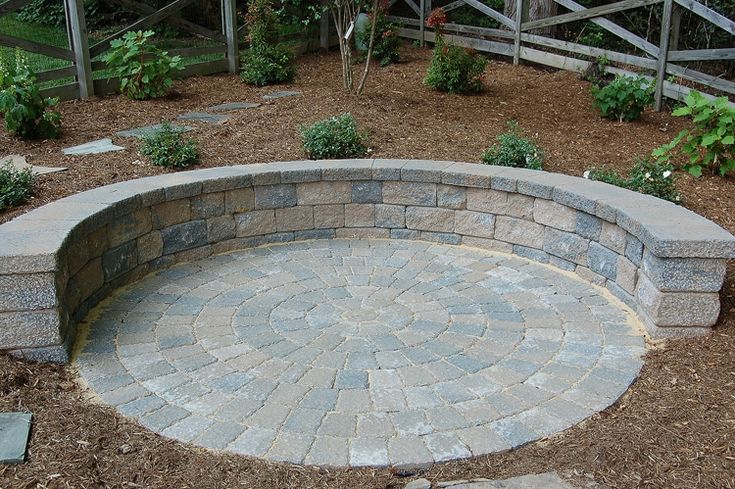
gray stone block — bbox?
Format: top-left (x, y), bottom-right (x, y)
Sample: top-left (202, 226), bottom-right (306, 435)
top-left (345, 204), bottom-right (375, 227)
top-left (420, 231), bottom-right (461, 245)
top-left (191, 193), bottom-right (224, 219)
top-left (206, 215), bottom-right (236, 242)
top-left (0, 309), bottom-right (63, 349)
top-left (401, 160), bottom-right (453, 183)
top-left (161, 220), bottom-right (207, 255)
top-left (534, 199), bottom-right (577, 232)
top-left (440, 162), bottom-right (498, 188)
top-left (587, 241), bottom-right (618, 280)
top-left (641, 250), bottom-right (726, 292)
top-left (295, 229), bottom-right (336, 240)
top-left (207, 102), bottom-right (261, 111)
top-left (0, 273), bottom-right (56, 311)
top-left (235, 210), bottom-right (276, 237)
top-left (391, 229), bottom-right (420, 240)
top-left (352, 181), bottom-right (382, 203)
top-left (0, 412), bottom-right (32, 464)
top-left (375, 204), bottom-right (405, 228)
top-left (255, 184), bottom-right (297, 209)
top-left (625, 235), bottom-right (644, 265)
top-left (276, 206), bottom-right (314, 232)
top-left (600, 222), bottom-right (627, 254)
top-left (406, 207), bottom-right (454, 233)
top-left (372, 159), bottom-right (406, 181)
top-left (321, 160), bottom-right (372, 180)
top-left (437, 185), bottom-right (466, 209)
top-left (177, 112), bottom-right (228, 124)
top-left (383, 181), bottom-right (436, 206)
top-left (575, 212), bottom-right (602, 241)
top-left (314, 204), bottom-right (345, 228)
top-left (454, 210), bottom-right (495, 238)
top-left (637, 273), bottom-right (720, 327)
top-left (495, 216), bottom-right (544, 249)
top-left (62, 138), bottom-right (125, 156)
top-left (513, 245), bottom-right (550, 263)
top-left (297, 181), bottom-right (351, 205)
top-left (543, 228), bottom-right (589, 266)
top-left (152, 199), bottom-right (190, 229)
top-left (262, 90), bottom-right (301, 100)
top-left (102, 241), bottom-right (138, 281)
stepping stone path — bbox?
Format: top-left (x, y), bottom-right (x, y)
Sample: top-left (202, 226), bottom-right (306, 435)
top-left (115, 123), bottom-right (195, 139)
top-left (262, 90), bottom-right (302, 100)
top-left (405, 472), bottom-right (574, 488)
top-left (2, 154), bottom-right (67, 174)
top-left (77, 239), bottom-right (645, 468)
top-left (207, 102), bottom-right (261, 112)
top-left (177, 112), bottom-right (229, 124)
top-left (63, 138), bottom-right (125, 156)
top-left (0, 413), bottom-right (32, 464)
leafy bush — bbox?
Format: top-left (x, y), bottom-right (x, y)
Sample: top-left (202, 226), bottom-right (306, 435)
top-left (139, 123), bottom-right (199, 168)
top-left (0, 50), bottom-right (61, 139)
top-left (481, 121), bottom-right (544, 170)
top-left (652, 91), bottom-right (735, 177)
top-left (357, 11), bottom-right (401, 67)
top-left (584, 158), bottom-right (680, 203)
top-left (0, 160), bottom-right (35, 211)
top-left (240, 0), bottom-right (296, 86)
top-left (592, 75), bottom-right (654, 122)
top-left (300, 113), bottom-right (369, 159)
top-left (103, 30), bottom-right (183, 100)
top-left (18, 0), bottom-right (100, 28)
top-left (581, 55), bottom-right (610, 86)
top-left (424, 8), bottom-right (486, 94)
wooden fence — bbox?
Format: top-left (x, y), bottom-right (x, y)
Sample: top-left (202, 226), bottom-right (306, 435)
top-left (384, 0), bottom-right (735, 109)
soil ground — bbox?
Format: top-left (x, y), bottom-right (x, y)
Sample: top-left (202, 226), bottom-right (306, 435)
top-left (1, 47), bottom-right (734, 489)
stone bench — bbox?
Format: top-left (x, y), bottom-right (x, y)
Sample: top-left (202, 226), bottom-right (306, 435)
top-left (1, 159), bottom-right (733, 362)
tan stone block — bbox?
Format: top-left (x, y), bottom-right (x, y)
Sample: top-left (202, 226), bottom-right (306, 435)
top-left (314, 204), bottom-right (345, 229)
top-left (454, 210), bottom-right (495, 238)
top-left (533, 199), bottom-right (576, 232)
top-left (600, 221), bottom-right (627, 254)
top-left (405, 207), bottom-right (454, 232)
top-left (335, 227), bottom-right (389, 239)
top-left (137, 231), bottom-right (163, 263)
top-left (235, 210), bottom-right (276, 237)
top-left (297, 181), bottom-right (352, 205)
top-left (152, 199), bottom-right (190, 229)
top-left (276, 206), bottom-right (314, 232)
top-left (345, 204), bottom-right (375, 227)
top-left (494, 216), bottom-right (544, 248)
top-left (109, 208), bottom-right (152, 247)
top-left (225, 187), bottom-right (255, 214)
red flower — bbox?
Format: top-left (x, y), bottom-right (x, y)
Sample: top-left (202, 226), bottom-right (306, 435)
top-left (426, 8), bottom-right (447, 28)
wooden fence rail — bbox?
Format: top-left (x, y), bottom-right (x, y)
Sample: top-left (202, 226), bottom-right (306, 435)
top-left (386, 0), bottom-right (734, 109)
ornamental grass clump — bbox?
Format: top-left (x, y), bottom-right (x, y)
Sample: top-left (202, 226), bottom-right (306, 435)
top-left (481, 121), bottom-right (543, 170)
top-left (584, 158), bottom-right (680, 203)
top-left (424, 8), bottom-right (487, 94)
top-left (0, 49), bottom-right (61, 139)
top-left (139, 123), bottom-right (199, 169)
top-left (0, 160), bottom-right (35, 210)
top-left (300, 113), bottom-right (369, 160)
top-left (240, 0), bottom-right (296, 86)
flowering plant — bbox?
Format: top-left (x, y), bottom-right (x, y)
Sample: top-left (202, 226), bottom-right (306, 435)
top-left (584, 158), bottom-right (680, 203)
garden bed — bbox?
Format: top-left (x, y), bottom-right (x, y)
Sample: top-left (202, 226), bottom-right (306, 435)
top-left (1, 46), bottom-right (734, 488)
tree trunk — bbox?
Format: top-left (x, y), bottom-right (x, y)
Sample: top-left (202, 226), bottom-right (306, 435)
top-left (504, 0), bottom-right (557, 37)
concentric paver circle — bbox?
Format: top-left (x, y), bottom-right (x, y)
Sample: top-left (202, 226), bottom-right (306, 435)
top-left (76, 239), bottom-right (645, 467)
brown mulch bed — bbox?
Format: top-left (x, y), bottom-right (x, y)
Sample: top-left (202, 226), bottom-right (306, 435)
top-left (1, 47), bottom-right (735, 489)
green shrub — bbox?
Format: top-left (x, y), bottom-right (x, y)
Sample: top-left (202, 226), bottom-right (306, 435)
top-left (424, 8), bottom-right (486, 94)
top-left (584, 158), bottom-right (680, 203)
top-left (481, 121), bottom-right (544, 170)
top-left (652, 91), bottom-right (735, 177)
top-left (139, 123), bottom-right (199, 168)
top-left (581, 55), bottom-right (610, 86)
top-left (18, 0), bottom-right (100, 28)
top-left (357, 14), bottom-right (401, 67)
top-left (0, 160), bottom-right (35, 211)
top-left (592, 75), bottom-right (654, 122)
top-left (300, 113), bottom-right (369, 159)
top-left (0, 50), bottom-right (61, 140)
top-left (240, 0), bottom-right (296, 86)
top-left (103, 30), bottom-right (183, 100)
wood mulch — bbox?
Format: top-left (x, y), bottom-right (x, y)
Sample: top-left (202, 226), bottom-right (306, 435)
top-left (1, 46), bottom-right (734, 489)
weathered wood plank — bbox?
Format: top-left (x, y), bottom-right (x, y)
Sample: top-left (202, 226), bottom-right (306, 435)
top-left (223, 0), bottom-right (238, 73)
top-left (90, 0), bottom-right (198, 57)
top-left (442, 0), bottom-right (466, 13)
top-left (0, 0), bottom-right (32, 17)
top-left (513, 0), bottom-right (529, 64)
top-left (521, 32), bottom-right (657, 69)
top-left (35, 66), bottom-right (76, 83)
top-left (403, 0), bottom-right (422, 17)
top-left (397, 26), bottom-right (513, 55)
top-left (39, 81), bottom-right (79, 102)
top-left (169, 45), bottom-right (225, 57)
top-left (0, 33), bottom-right (74, 61)
top-left (65, 0), bottom-right (94, 98)
top-left (553, 0), bottom-right (659, 56)
top-left (520, 45), bottom-right (589, 71)
top-left (462, 0), bottom-right (515, 28)
top-left (668, 47), bottom-right (735, 61)
top-left (111, 0), bottom-right (227, 43)
top-left (654, 0), bottom-right (673, 110)
top-left (523, 0), bottom-right (662, 31)
top-left (674, 0), bottom-right (735, 35)
top-left (667, 63), bottom-right (735, 95)
top-left (387, 16), bottom-right (514, 38)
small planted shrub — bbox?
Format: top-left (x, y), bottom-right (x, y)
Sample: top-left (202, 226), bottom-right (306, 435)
top-left (240, 0), bottom-right (295, 86)
top-left (300, 113), bottom-right (369, 160)
top-left (0, 160), bottom-right (35, 211)
top-left (592, 75), bottom-right (653, 122)
top-left (0, 50), bottom-right (61, 139)
top-left (424, 8), bottom-right (487, 94)
top-left (139, 123), bottom-right (199, 168)
top-left (103, 30), bottom-right (183, 100)
top-left (481, 121), bottom-right (544, 170)
top-left (584, 158), bottom-right (680, 203)
top-left (581, 55), bottom-right (610, 86)
top-left (357, 6), bottom-right (401, 67)
top-left (652, 91), bottom-right (735, 177)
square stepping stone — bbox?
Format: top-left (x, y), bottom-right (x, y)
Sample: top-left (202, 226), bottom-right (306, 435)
top-left (262, 91), bottom-right (302, 100)
top-left (0, 412), bottom-right (32, 464)
top-left (115, 124), bottom-right (194, 139)
top-left (63, 138), bottom-right (125, 156)
top-left (207, 102), bottom-right (261, 112)
top-left (2, 154), bottom-right (66, 175)
top-left (177, 112), bottom-right (229, 124)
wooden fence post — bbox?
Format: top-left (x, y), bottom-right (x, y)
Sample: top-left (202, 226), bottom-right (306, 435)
top-left (223, 0), bottom-right (239, 73)
top-left (420, 0), bottom-right (426, 47)
top-left (64, 0), bottom-right (93, 98)
top-left (320, 0), bottom-right (329, 50)
top-left (513, 0), bottom-right (529, 64)
top-left (654, 0), bottom-right (674, 111)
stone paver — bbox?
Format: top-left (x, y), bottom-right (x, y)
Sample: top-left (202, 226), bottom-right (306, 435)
top-left (115, 124), bottom-right (194, 138)
top-left (207, 102), bottom-right (261, 111)
top-left (77, 239), bottom-right (645, 467)
top-left (0, 413), bottom-right (32, 464)
top-left (177, 112), bottom-right (229, 124)
top-left (2, 154), bottom-right (67, 174)
top-left (62, 138), bottom-right (125, 155)
top-left (262, 90), bottom-right (302, 100)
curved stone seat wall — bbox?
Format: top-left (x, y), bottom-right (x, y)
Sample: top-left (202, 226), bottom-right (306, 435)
top-left (1, 159), bottom-right (733, 362)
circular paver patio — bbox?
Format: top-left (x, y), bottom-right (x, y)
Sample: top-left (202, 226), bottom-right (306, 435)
top-left (76, 239), bottom-right (645, 467)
